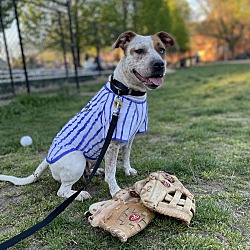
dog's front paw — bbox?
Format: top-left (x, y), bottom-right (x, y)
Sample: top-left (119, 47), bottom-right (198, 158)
top-left (110, 185), bottom-right (121, 197)
top-left (76, 191), bottom-right (92, 201)
top-left (124, 168), bottom-right (138, 176)
top-left (57, 189), bottom-right (92, 201)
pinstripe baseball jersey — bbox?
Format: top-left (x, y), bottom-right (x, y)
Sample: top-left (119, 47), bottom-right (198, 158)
top-left (46, 80), bottom-right (148, 163)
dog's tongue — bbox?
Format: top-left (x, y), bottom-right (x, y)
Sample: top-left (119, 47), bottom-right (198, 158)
top-left (148, 77), bottom-right (164, 86)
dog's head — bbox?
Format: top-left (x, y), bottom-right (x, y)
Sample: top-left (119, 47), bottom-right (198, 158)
top-left (112, 31), bottom-right (175, 91)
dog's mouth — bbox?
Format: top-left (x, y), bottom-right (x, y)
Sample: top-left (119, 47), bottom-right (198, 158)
top-left (133, 70), bottom-right (164, 89)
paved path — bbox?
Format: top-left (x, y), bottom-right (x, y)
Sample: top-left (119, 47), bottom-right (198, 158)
top-left (206, 59), bottom-right (250, 65)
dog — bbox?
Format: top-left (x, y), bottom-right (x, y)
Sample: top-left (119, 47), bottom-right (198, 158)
top-left (0, 31), bottom-right (174, 201)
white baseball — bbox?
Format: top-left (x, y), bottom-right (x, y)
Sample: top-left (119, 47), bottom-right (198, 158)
top-left (20, 136), bottom-right (33, 147)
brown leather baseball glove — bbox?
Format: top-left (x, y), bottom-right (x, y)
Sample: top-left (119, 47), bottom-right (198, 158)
top-left (88, 189), bottom-right (155, 242)
top-left (134, 171), bottom-right (196, 225)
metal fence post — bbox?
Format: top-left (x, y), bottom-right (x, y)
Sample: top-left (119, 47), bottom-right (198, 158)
top-left (67, 0), bottom-right (80, 92)
top-left (0, 2), bottom-right (15, 94)
top-left (58, 11), bottom-right (69, 82)
top-left (13, 0), bottom-right (30, 93)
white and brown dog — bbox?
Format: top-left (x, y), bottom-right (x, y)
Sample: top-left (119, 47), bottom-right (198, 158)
top-left (0, 31), bottom-right (174, 200)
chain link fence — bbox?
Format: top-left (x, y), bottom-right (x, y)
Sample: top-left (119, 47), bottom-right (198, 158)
top-left (0, 0), bottom-right (112, 96)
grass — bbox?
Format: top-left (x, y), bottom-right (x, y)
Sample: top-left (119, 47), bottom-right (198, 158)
top-left (0, 63), bottom-right (250, 249)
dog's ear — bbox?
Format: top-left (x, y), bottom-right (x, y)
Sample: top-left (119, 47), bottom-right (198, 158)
top-left (155, 32), bottom-right (175, 48)
top-left (112, 31), bottom-right (137, 51)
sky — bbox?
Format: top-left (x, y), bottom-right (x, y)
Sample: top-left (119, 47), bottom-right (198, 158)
top-left (0, 21), bottom-right (19, 60)
top-left (186, 0), bottom-right (203, 21)
top-left (187, 0), bottom-right (200, 10)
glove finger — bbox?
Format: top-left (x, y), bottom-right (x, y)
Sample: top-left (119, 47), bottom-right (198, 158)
top-left (89, 199), bottom-right (113, 214)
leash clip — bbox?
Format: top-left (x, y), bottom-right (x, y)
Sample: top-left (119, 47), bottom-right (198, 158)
top-left (113, 95), bottom-right (122, 116)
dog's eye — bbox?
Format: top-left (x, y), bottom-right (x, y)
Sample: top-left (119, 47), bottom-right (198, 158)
top-left (159, 47), bottom-right (165, 54)
top-left (135, 49), bottom-right (144, 54)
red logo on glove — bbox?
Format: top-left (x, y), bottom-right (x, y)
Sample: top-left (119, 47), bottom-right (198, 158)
top-left (161, 180), bottom-right (171, 188)
top-left (129, 214), bottom-right (140, 221)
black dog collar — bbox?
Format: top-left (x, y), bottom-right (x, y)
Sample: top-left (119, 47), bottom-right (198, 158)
top-left (110, 75), bottom-right (146, 97)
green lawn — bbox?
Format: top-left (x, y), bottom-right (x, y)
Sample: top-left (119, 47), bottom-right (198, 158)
top-left (0, 63), bottom-right (249, 249)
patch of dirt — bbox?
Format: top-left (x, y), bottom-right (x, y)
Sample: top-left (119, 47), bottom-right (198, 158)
top-left (26, 239), bottom-right (49, 250)
top-left (0, 225), bottom-right (17, 237)
top-left (209, 113), bottom-right (250, 126)
top-left (193, 179), bottom-right (250, 243)
top-left (193, 181), bottom-right (226, 195)
top-left (36, 151), bottom-right (47, 161)
top-left (149, 137), bottom-right (162, 143)
top-left (0, 185), bottom-right (25, 214)
top-left (0, 185), bottom-right (26, 237)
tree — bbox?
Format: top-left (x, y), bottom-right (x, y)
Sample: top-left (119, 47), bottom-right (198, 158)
top-left (19, 1), bottom-right (67, 49)
top-left (195, 0), bottom-right (250, 58)
top-left (135, 0), bottom-right (172, 35)
top-left (0, 0), bottom-right (15, 32)
top-left (168, 0), bottom-right (190, 51)
top-left (17, 0), bottom-right (192, 65)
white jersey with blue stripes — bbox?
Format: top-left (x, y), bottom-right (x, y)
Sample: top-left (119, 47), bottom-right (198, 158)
top-left (46, 80), bottom-right (148, 163)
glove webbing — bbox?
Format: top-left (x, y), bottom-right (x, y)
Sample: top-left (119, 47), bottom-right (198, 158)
top-left (0, 113), bottom-right (119, 250)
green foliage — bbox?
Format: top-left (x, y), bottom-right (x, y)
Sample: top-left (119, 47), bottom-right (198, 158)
top-left (169, 0), bottom-right (190, 50)
top-left (134, 0), bottom-right (172, 35)
top-left (0, 0), bottom-right (15, 31)
top-left (17, 0), bottom-right (191, 56)
top-left (76, 0), bottom-right (190, 51)
top-left (19, 0), bottom-right (64, 50)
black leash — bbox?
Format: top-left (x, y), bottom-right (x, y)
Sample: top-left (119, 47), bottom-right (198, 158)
top-left (0, 96), bottom-right (122, 250)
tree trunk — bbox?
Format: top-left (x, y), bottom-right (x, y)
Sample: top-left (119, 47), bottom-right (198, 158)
top-left (74, 0), bottom-right (81, 67)
top-left (223, 45), bottom-right (228, 61)
top-left (229, 41), bottom-right (236, 59)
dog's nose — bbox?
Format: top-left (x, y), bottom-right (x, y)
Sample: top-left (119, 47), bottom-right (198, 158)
top-left (152, 60), bottom-right (164, 70)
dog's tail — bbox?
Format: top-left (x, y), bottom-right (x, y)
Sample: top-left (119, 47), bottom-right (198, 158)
top-left (0, 159), bottom-right (49, 185)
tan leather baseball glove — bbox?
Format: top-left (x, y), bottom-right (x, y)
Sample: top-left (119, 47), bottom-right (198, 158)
top-left (134, 171), bottom-right (196, 225)
top-left (88, 189), bottom-right (155, 242)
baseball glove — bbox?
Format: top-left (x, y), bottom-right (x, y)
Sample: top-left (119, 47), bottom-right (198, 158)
top-left (88, 189), bottom-right (155, 242)
top-left (134, 171), bottom-right (195, 225)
